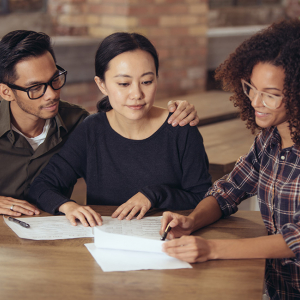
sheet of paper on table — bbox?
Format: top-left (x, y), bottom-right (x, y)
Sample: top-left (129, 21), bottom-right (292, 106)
top-left (3, 215), bottom-right (93, 240)
top-left (3, 214), bottom-right (162, 241)
top-left (85, 216), bottom-right (192, 272)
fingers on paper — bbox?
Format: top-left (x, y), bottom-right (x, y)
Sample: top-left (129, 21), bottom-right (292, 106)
top-left (67, 205), bottom-right (102, 227)
top-left (111, 193), bottom-right (151, 220)
top-left (167, 100), bottom-right (199, 127)
top-left (0, 196), bottom-right (40, 216)
top-left (83, 206), bottom-right (102, 226)
top-left (112, 203), bottom-right (149, 221)
top-left (162, 236), bottom-right (207, 263)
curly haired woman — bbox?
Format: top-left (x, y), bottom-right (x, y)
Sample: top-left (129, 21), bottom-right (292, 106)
top-left (161, 19), bottom-right (300, 300)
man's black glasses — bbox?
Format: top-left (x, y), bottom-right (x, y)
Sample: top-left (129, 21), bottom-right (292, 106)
top-left (5, 65), bottom-right (67, 100)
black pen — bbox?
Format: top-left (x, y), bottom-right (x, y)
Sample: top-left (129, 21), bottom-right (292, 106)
top-left (161, 223), bottom-right (172, 241)
top-left (8, 217), bottom-right (30, 228)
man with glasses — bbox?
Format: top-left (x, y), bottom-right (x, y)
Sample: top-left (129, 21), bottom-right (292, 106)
top-left (0, 30), bottom-right (90, 217)
top-left (0, 30), bottom-right (199, 217)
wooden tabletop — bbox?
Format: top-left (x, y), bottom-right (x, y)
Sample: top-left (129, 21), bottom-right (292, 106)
top-left (155, 91), bottom-right (238, 126)
top-left (0, 206), bottom-right (266, 300)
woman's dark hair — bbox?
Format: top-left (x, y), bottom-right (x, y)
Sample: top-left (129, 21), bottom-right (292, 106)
top-left (0, 30), bottom-right (56, 84)
top-left (95, 32), bottom-right (159, 112)
top-left (215, 18), bottom-right (300, 145)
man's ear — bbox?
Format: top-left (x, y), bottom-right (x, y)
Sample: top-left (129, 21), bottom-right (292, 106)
top-left (0, 83), bottom-right (15, 102)
top-left (94, 76), bottom-right (108, 96)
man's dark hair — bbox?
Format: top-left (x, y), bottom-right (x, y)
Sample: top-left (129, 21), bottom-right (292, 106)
top-left (0, 30), bottom-right (56, 84)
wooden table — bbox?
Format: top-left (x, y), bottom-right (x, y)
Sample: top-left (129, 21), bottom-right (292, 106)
top-left (0, 206), bottom-right (267, 300)
top-left (155, 91), bottom-right (238, 126)
top-left (200, 118), bottom-right (255, 182)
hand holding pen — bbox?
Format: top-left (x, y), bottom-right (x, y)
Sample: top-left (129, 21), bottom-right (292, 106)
top-left (160, 223), bottom-right (172, 241)
top-left (160, 211), bottom-right (194, 240)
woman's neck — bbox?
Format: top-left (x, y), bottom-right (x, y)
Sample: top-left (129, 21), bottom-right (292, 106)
top-left (106, 106), bottom-right (169, 140)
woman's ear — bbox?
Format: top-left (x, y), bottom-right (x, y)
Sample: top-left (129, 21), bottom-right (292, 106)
top-left (94, 76), bottom-right (108, 96)
top-left (0, 84), bottom-right (15, 102)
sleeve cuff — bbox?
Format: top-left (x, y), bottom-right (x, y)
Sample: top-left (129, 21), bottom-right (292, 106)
top-left (205, 189), bottom-right (238, 218)
top-left (280, 225), bottom-right (300, 264)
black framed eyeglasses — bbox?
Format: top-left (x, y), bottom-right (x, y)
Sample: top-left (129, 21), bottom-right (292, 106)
top-left (5, 65), bottom-right (67, 100)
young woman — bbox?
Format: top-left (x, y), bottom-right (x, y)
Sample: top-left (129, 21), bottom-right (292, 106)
top-left (161, 19), bottom-right (300, 300)
top-left (29, 33), bottom-right (212, 227)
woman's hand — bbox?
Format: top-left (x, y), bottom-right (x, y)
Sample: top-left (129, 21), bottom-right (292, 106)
top-left (160, 211), bottom-right (195, 239)
top-left (162, 235), bottom-right (214, 263)
top-left (111, 192), bottom-right (151, 220)
top-left (167, 100), bottom-right (199, 127)
top-left (59, 202), bottom-right (102, 227)
top-left (0, 196), bottom-right (40, 216)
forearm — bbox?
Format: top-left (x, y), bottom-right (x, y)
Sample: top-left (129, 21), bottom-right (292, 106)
top-left (140, 185), bottom-right (208, 210)
top-left (209, 234), bottom-right (295, 260)
top-left (189, 196), bottom-right (223, 232)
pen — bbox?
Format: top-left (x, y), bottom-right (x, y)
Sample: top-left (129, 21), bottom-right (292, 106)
top-left (8, 217), bottom-right (30, 229)
top-left (161, 223), bottom-right (172, 241)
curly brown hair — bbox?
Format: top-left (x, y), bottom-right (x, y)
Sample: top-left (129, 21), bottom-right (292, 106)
top-left (215, 19), bottom-right (300, 145)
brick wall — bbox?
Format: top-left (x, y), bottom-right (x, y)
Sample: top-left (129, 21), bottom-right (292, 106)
top-left (49, 0), bottom-right (208, 102)
top-left (9, 0), bottom-right (44, 12)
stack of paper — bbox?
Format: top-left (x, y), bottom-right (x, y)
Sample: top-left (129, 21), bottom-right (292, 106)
top-left (4, 215), bottom-right (192, 272)
top-left (85, 216), bottom-right (192, 272)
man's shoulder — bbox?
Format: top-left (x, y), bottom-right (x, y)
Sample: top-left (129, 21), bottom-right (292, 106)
top-left (57, 100), bottom-right (90, 130)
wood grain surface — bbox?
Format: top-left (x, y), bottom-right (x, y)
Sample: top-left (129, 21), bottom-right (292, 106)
top-left (155, 91), bottom-right (238, 126)
top-left (0, 206), bottom-right (267, 300)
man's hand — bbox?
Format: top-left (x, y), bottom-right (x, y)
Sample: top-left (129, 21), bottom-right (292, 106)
top-left (59, 202), bottom-right (102, 227)
top-left (160, 211), bottom-right (195, 239)
top-left (167, 100), bottom-right (199, 127)
top-left (0, 196), bottom-right (40, 216)
top-left (162, 235), bottom-right (214, 263)
top-left (111, 192), bottom-right (151, 220)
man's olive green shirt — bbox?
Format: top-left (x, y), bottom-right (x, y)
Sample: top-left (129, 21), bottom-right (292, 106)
top-left (0, 100), bottom-right (89, 201)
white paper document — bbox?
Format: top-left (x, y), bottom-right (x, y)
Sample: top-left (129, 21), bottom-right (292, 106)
top-left (85, 216), bottom-right (192, 272)
top-left (99, 215), bottom-right (162, 239)
top-left (3, 215), bottom-right (93, 240)
top-left (85, 243), bottom-right (191, 272)
top-left (94, 224), bottom-right (163, 253)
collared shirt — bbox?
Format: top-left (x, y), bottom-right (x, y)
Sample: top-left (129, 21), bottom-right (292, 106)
top-left (206, 126), bottom-right (300, 300)
top-left (0, 99), bottom-right (89, 201)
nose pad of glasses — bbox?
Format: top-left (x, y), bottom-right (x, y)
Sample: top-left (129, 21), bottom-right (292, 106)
top-left (43, 84), bottom-right (59, 100)
top-left (251, 91), bottom-right (263, 105)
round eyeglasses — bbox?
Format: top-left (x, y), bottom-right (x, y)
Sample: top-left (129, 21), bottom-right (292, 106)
top-left (241, 79), bottom-right (283, 109)
top-left (5, 65), bottom-right (67, 100)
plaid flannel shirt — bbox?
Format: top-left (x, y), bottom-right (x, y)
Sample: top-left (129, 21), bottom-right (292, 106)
top-left (206, 126), bottom-right (300, 300)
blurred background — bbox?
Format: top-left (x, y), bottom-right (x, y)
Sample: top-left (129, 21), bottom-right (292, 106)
top-left (0, 0), bottom-right (297, 110)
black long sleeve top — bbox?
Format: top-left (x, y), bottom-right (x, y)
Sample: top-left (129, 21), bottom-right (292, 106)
top-left (29, 112), bottom-right (212, 214)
